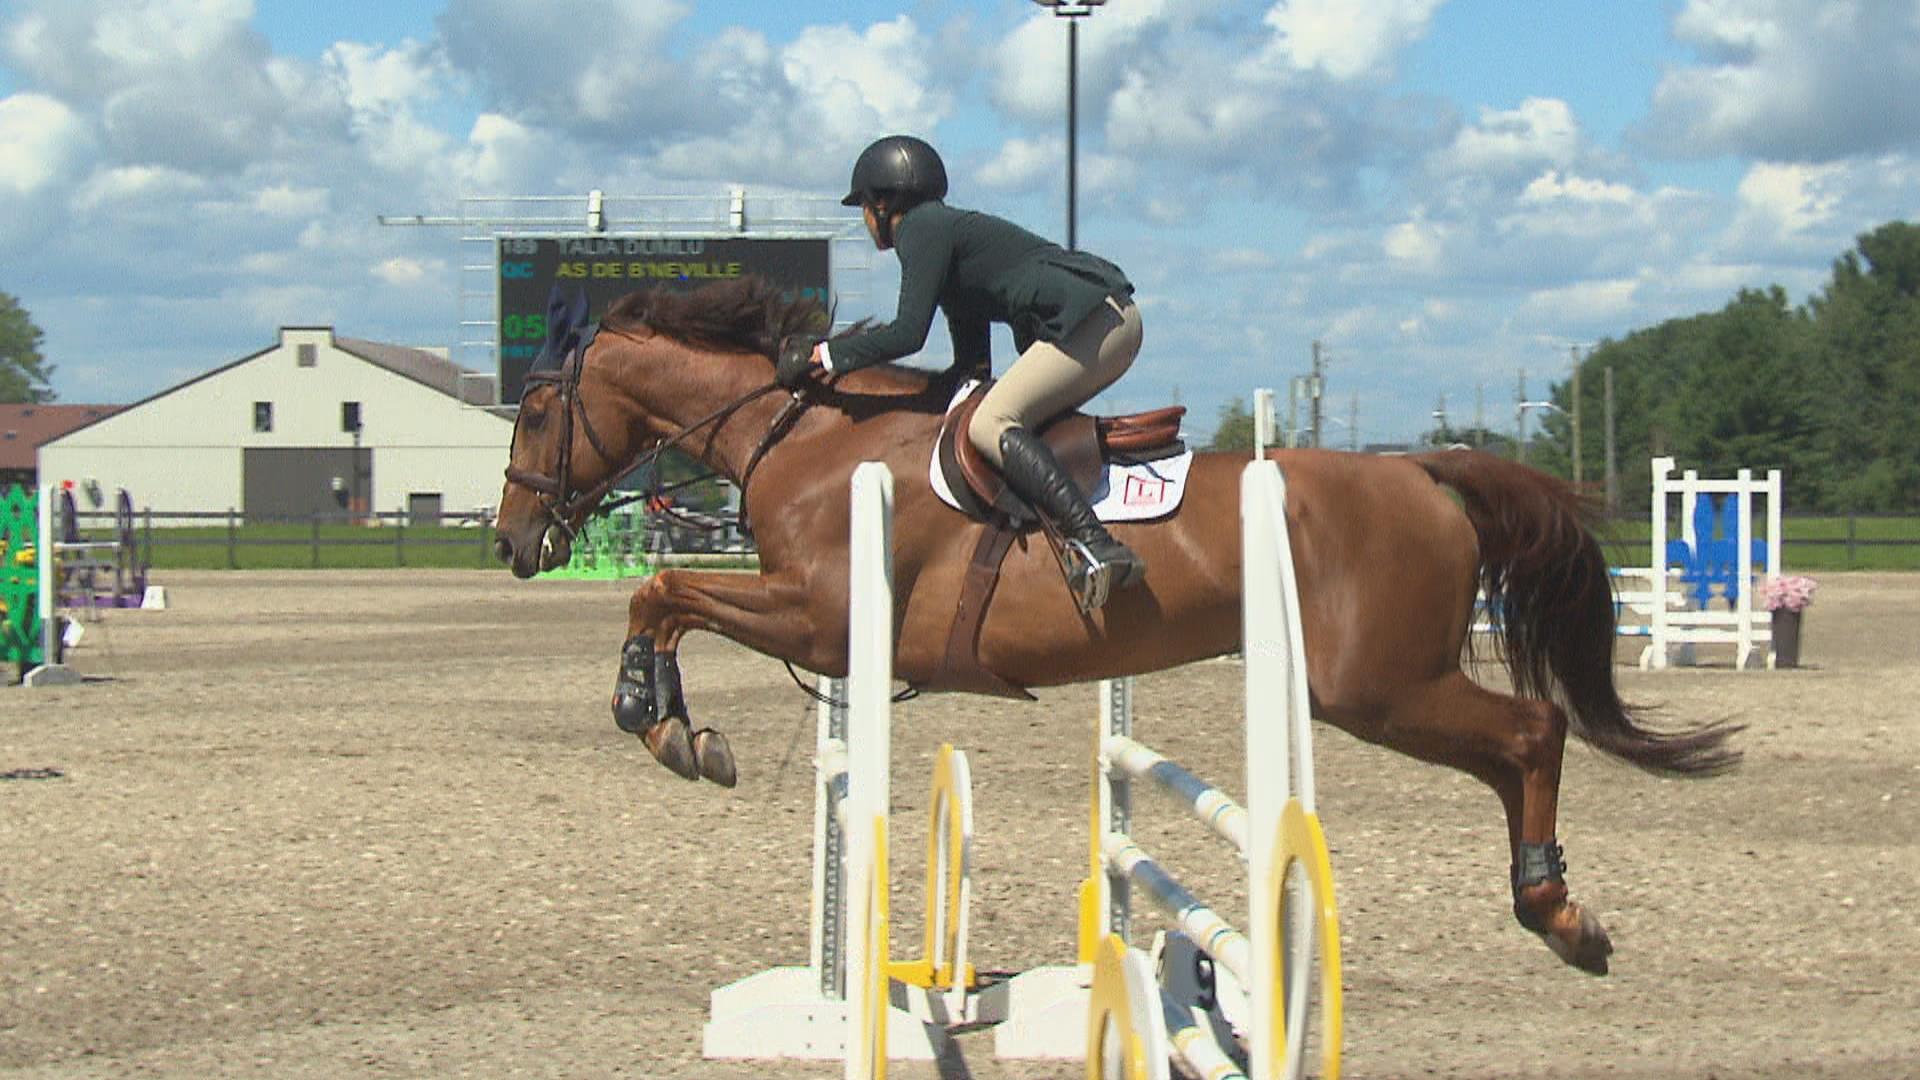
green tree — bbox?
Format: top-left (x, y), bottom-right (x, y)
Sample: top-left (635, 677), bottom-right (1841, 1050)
top-left (1208, 398), bottom-right (1255, 451)
top-left (1530, 220), bottom-right (1920, 513)
top-left (1806, 222), bottom-right (1920, 510)
top-left (0, 292), bottom-right (55, 403)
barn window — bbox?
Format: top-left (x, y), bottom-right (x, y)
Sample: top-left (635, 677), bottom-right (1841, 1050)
top-left (298, 344), bottom-right (317, 367)
top-left (253, 401), bottom-right (273, 432)
top-left (342, 401), bottom-right (362, 433)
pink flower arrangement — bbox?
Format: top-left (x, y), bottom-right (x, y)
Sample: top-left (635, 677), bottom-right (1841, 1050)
top-left (1762, 575), bottom-right (1818, 612)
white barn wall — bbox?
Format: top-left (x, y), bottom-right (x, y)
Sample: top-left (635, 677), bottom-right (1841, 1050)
top-left (380, 448), bottom-right (515, 516)
top-left (36, 446), bottom-right (240, 515)
top-left (41, 328), bottom-right (514, 517)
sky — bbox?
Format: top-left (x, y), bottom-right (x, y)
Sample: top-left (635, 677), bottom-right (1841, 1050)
top-left (4, 0), bottom-right (1919, 446)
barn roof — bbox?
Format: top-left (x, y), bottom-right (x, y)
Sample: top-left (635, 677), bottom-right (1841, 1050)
top-left (0, 404), bottom-right (125, 471)
top-left (335, 337), bottom-right (498, 406)
top-left (42, 329), bottom-right (505, 444)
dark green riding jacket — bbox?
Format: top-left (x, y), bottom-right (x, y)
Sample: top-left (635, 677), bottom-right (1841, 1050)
top-left (827, 201), bottom-right (1133, 376)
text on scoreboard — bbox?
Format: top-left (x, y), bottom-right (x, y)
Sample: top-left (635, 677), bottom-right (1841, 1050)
top-left (497, 235), bottom-right (830, 401)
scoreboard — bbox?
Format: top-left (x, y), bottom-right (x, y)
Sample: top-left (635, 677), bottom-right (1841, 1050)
top-left (496, 235), bottom-right (831, 401)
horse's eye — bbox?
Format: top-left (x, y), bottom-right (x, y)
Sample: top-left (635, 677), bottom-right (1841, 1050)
top-left (521, 407), bottom-right (548, 432)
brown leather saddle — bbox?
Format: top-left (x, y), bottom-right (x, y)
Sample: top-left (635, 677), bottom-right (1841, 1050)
top-left (935, 387), bottom-right (1187, 525)
top-left (929, 382), bottom-right (1186, 698)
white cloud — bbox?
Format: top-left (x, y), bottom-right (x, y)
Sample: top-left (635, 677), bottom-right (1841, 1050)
top-left (70, 164), bottom-right (206, 212)
top-left (977, 136), bottom-right (1060, 191)
top-left (371, 257), bottom-right (438, 285)
top-left (325, 41), bottom-right (442, 117)
top-left (782, 18), bottom-right (946, 141)
top-left (645, 17), bottom-right (951, 189)
top-left (1383, 217), bottom-right (1445, 272)
top-left (990, 0), bottom-right (1176, 123)
top-left (87, 0), bottom-right (255, 72)
top-left (1517, 277), bottom-right (1640, 324)
top-left (1439, 98), bottom-right (1580, 176)
top-left (1733, 161), bottom-right (1844, 234)
top-left (251, 183), bottom-right (329, 218)
top-left (0, 93), bottom-right (90, 194)
top-left (1519, 170), bottom-right (1636, 206)
top-left (1641, 0), bottom-right (1920, 160)
top-left (1259, 0), bottom-right (1446, 81)
top-left (1217, 248), bottom-right (1280, 272)
top-left (2, 0), bottom-right (323, 176)
top-left (1323, 304), bottom-right (1383, 342)
top-left (437, 0), bottom-right (703, 135)
top-left (454, 112), bottom-right (548, 192)
top-left (230, 282), bottom-right (340, 332)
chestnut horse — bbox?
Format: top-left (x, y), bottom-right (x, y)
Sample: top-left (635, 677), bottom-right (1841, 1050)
top-left (493, 277), bottom-right (1737, 976)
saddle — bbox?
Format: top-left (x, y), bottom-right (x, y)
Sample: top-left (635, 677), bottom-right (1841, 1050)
top-left (935, 387), bottom-right (1187, 525)
top-left (929, 382), bottom-right (1185, 699)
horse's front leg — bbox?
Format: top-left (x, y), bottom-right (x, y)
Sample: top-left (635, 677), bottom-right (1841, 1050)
top-left (612, 568), bottom-right (832, 788)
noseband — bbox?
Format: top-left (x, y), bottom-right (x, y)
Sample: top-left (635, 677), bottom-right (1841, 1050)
top-left (502, 329), bottom-right (804, 540)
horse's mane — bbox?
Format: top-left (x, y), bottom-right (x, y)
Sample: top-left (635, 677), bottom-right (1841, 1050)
top-left (602, 276), bottom-right (827, 360)
top-left (599, 276), bottom-right (952, 400)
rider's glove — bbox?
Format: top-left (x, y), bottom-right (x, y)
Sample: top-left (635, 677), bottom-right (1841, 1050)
top-left (776, 336), bottom-right (823, 390)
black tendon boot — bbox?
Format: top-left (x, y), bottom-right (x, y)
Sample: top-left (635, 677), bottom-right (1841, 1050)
top-left (998, 427), bottom-right (1146, 610)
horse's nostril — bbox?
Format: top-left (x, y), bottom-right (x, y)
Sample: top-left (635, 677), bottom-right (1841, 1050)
top-left (493, 537), bottom-right (513, 564)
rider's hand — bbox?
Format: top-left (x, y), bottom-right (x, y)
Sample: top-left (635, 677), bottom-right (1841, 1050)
top-left (776, 336), bottom-right (822, 389)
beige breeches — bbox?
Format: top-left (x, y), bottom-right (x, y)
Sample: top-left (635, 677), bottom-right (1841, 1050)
top-left (968, 295), bottom-right (1144, 467)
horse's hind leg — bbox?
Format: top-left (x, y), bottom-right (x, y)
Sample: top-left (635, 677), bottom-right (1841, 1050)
top-left (615, 569), bottom-right (826, 788)
top-left (1360, 671), bottom-right (1614, 975)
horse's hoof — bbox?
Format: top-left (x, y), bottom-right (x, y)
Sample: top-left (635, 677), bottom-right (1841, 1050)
top-left (1539, 902), bottom-right (1614, 976)
top-left (643, 716), bottom-right (700, 781)
top-left (693, 728), bottom-right (738, 788)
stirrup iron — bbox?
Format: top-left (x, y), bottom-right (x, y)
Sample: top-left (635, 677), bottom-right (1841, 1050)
top-left (1065, 538), bottom-right (1115, 613)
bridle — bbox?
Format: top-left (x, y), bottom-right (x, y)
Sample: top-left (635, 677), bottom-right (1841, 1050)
top-left (501, 325), bottom-right (919, 709)
top-left (501, 327), bottom-right (807, 542)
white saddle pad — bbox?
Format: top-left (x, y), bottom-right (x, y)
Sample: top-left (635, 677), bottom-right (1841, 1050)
top-left (927, 380), bottom-right (1194, 523)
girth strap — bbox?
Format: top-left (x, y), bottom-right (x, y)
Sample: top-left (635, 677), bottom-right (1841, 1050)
top-left (932, 523), bottom-right (1037, 700)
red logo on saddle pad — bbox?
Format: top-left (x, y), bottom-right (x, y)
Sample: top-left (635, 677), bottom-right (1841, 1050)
top-left (1123, 475), bottom-right (1168, 505)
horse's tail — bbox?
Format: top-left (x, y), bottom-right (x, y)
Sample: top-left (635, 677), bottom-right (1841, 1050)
top-left (1410, 449), bottom-right (1742, 777)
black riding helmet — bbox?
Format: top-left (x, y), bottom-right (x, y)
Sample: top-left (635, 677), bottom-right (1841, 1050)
top-left (841, 135), bottom-right (948, 208)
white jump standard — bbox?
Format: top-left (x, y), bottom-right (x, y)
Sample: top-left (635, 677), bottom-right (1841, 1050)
top-left (703, 463), bottom-right (987, 1078)
top-left (1642, 456), bottom-right (1783, 671)
top-left (995, 461), bottom-right (1345, 1080)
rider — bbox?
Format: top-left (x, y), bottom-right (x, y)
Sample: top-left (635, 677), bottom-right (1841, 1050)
top-left (777, 134), bottom-right (1146, 607)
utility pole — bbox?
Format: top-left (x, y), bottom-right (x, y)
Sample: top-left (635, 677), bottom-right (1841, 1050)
top-left (1349, 393), bottom-right (1359, 451)
top-left (1309, 340), bottom-right (1326, 449)
top-left (1570, 344), bottom-right (1584, 487)
top-left (1604, 365), bottom-right (1618, 512)
top-left (1515, 368), bottom-right (1528, 463)
top-left (1474, 384), bottom-right (1485, 448)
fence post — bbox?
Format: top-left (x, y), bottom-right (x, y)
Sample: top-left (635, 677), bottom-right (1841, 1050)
top-left (396, 513), bottom-right (406, 567)
top-left (143, 508), bottom-right (153, 571)
top-left (312, 514), bottom-right (321, 569)
top-left (1846, 513), bottom-right (1857, 570)
top-left (227, 509), bottom-right (238, 570)
top-left (480, 511), bottom-right (492, 566)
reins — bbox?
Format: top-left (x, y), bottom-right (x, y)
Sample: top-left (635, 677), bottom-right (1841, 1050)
top-left (503, 327), bottom-right (919, 708)
top-left (503, 324), bottom-right (795, 541)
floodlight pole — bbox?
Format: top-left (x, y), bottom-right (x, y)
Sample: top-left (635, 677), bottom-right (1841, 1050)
top-left (1034, 1), bottom-right (1105, 251)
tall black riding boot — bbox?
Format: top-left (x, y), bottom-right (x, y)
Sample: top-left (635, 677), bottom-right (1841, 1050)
top-left (998, 427), bottom-right (1146, 610)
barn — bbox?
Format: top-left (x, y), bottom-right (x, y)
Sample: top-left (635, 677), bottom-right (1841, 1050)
top-left (38, 327), bottom-right (515, 522)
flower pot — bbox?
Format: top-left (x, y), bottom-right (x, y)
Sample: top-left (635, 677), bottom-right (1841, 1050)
top-left (1771, 608), bottom-right (1802, 669)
